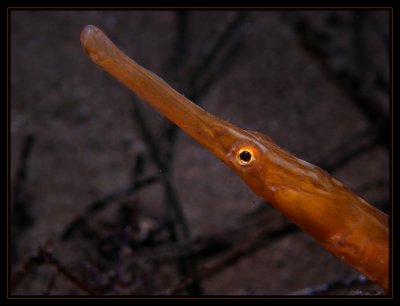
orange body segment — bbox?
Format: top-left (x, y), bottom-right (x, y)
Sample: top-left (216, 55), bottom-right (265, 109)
top-left (80, 25), bottom-right (389, 291)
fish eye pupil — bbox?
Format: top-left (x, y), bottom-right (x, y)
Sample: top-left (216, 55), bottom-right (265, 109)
top-left (239, 150), bottom-right (252, 163)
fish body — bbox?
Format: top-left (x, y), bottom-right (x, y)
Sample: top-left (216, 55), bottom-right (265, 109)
top-left (80, 25), bottom-right (389, 290)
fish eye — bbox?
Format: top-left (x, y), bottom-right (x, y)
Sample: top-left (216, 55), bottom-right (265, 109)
top-left (239, 150), bottom-right (252, 163)
top-left (237, 148), bottom-right (255, 166)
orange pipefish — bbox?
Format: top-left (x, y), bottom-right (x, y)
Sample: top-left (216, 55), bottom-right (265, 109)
top-left (80, 25), bottom-right (389, 291)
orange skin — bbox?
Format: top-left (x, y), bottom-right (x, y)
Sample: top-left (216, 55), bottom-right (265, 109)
top-left (80, 25), bottom-right (389, 291)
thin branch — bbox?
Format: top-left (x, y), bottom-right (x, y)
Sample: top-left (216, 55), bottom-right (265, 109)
top-left (132, 99), bottom-right (202, 294)
top-left (61, 175), bottom-right (159, 240)
top-left (12, 133), bottom-right (35, 231)
top-left (12, 133), bottom-right (35, 266)
top-left (317, 129), bottom-right (378, 173)
top-left (163, 11), bottom-right (247, 163)
top-left (188, 12), bottom-right (246, 93)
top-left (288, 274), bottom-right (376, 296)
top-left (288, 12), bottom-right (389, 150)
top-left (168, 11), bottom-right (190, 73)
top-left (166, 223), bottom-right (298, 294)
top-left (11, 244), bottom-right (96, 295)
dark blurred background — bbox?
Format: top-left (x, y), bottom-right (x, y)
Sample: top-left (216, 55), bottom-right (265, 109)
top-left (10, 10), bottom-right (390, 295)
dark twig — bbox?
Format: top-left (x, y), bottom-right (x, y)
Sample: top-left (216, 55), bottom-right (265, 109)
top-left (288, 274), bottom-right (377, 296)
top-left (131, 102), bottom-right (168, 171)
top-left (164, 11), bottom-right (247, 164)
top-left (188, 12), bottom-right (246, 96)
top-left (192, 38), bottom-right (243, 107)
top-left (288, 12), bottom-right (389, 150)
top-left (314, 126), bottom-right (389, 213)
top-left (43, 272), bottom-right (58, 295)
top-left (11, 243), bottom-right (96, 295)
top-left (12, 133), bottom-right (35, 231)
top-left (168, 11), bottom-right (190, 73)
top-left (61, 175), bottom-right (159, 240)
top-left (166, 223), bottom-right (298, 294)
top-left (317, 128), bottom-right (379, 173)
top-left (132, 99), bottom-right (202, 294)
top-left (12, 133), bottom-right (35, 266)
top-left (356, 178), bottom-right (389, 193)
top-left (350, 12), bottom-right (390, 150)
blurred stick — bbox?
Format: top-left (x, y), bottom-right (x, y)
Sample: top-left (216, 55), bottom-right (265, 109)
top-left (61, 175), bottom-right (159, 240)
top-left (131, 101), bottom-right (202, 294)
top-left (169, 11), bottom-right (190, 73)
top-left (289, 12), bottom-right (389, 150)
top-left (43, 273), bottom-right (58, 295)
top-left (288, 274), bottom-right (372, 296)
top-left (166, 223), bottom-right (298, 294)
top-left (12, 133), bottom-right (35, 231)
top-left (11, 243), bottom-right (96, 295)
top-left (317, 128), bottom-right (379, 173)
top-left (12, 133), bottom-right (35, 266)
top-left (164, 11), bottom-right (247, 163)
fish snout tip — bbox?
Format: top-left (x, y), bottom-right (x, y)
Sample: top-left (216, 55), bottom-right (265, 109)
top-left (80, 25), bottom-right (99, 49)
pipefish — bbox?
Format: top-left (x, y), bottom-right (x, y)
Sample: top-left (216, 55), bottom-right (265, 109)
top-left (80, 25), bottom-right (389, 291)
